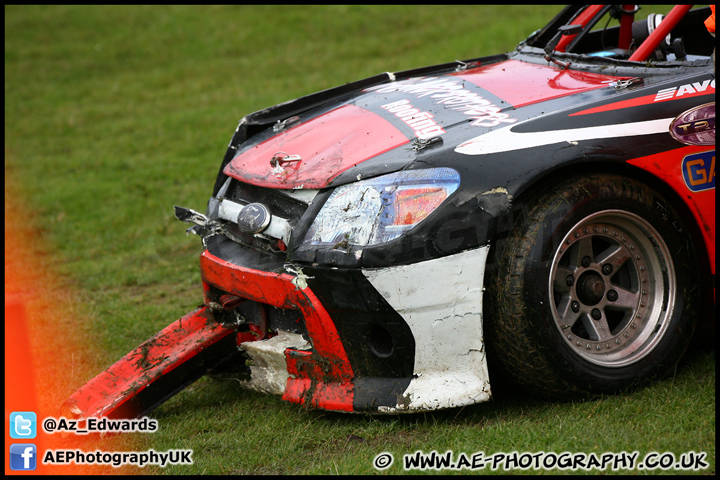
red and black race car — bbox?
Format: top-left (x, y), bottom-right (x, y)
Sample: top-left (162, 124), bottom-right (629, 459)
top-left (67, 5), bottom-right (715, 417)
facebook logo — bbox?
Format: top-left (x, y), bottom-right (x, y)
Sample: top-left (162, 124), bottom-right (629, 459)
top-left (10, 444), bottom-right (37, 471)
top-left (10, 412), bottom-right (37, 439)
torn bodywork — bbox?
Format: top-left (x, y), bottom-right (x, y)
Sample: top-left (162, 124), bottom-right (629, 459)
top-left (66, 307), bottom-right (240, 419)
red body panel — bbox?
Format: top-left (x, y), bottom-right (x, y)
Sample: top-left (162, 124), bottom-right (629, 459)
top-left (65, 307), bottom-right (235, 418)
top-left (199, 250), bottom-right (355, 411)
top-left (224, 104), bottom-right (409, 190)
top-left (453, 59), bottom-right (628, 108)
top-left (628, 146), bottom-right (716, 272)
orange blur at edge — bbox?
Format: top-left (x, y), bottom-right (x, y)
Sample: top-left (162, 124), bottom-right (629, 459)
top-left (5, 191), bottom-right (135, 475)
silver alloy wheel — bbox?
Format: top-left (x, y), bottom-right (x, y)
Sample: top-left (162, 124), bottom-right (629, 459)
top-left (549, 210), bottom-right (675, 367)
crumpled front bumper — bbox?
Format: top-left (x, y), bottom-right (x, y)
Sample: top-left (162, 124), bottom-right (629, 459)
top-left (67, 242), bottom-right (492, 417)
top-left (201, 243), bottom-right (493, 413)
top-left (200, 248), bottom-right (356, 412)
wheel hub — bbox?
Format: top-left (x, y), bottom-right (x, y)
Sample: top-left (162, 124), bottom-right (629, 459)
top-left (577, 271), bottom-right (605, 306)
top-left (548, 210), bottom-right (674, 367)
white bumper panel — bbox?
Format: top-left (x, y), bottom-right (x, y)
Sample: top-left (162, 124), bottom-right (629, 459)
top-left (363, 247), bottom-right (492, 412)
top-left (239, 330), bottom-right (311, 395)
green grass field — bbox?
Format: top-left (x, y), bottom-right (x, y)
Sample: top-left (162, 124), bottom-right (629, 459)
top-left (6, 5), bottom-right (714, 475)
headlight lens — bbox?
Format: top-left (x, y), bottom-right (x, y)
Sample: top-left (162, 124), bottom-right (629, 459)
top-left (303, 168), bottom-right (460, 247)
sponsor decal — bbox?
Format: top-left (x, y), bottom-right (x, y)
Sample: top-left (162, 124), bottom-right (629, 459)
top-left (455, 118), bottom-right (673, 156)
top-left (367, 77), bottom-right (517, 128)
top-left (682, 151), bottom-right (715, 192)
top-left (669, 103), bottom-right (715, 146)
top-left (380, 99), bottom-right (446, 139)
top-left (572, 76), bottom-right (715, 117)
top-left (654, 79), bottom-right (715, 102)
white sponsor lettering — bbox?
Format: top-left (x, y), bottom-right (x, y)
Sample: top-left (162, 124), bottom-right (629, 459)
top-left (654, 79), bottom-right (715, 101)
top-left (676, 84), bottom-right (696, 96)
top-left (380, 99), bottom-right (446, 139)
top-left (367, 77), bottom-right (517, 128)
top-left (655, 87), bottom-right (677, 101)
top-left (692, 80), bottom-right (713, 92)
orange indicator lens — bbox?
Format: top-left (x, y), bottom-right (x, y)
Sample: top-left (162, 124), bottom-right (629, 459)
top-left (394, 187), bottom-right (447, 225)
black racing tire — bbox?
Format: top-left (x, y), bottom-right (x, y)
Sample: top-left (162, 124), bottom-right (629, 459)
top-left (485, 173), bottom-right (700, 399)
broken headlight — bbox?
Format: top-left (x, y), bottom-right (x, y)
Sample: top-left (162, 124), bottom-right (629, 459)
top-left (303, 168), bottom-right (460, 247)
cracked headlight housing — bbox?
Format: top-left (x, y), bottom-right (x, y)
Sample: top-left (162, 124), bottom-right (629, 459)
top-left (303, 168), bottom-right (460, 247)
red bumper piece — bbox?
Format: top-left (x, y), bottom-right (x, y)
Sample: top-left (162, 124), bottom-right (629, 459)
top-left (200, 250), bottom-right (355, 412)
top-left (65, 306), bottom-right (237, 418)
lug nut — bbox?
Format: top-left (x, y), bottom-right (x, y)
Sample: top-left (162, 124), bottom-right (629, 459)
top-left (581, 256), bottom-right (591, 267)
top-left (607, 290), bottom-right (618, 302)
top-left (602, 264), bottom-right (613, 275)
top-left (591, 308), bottom-right (602, 320)
top-left (566, 275), bottom-right (575, 286)
top-left (571, 301), bottom-right (580, 313)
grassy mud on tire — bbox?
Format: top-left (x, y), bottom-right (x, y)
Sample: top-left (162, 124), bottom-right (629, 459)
top-left (485, 173), bottom-right (701, 399)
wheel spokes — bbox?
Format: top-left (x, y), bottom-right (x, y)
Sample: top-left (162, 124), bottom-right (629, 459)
top-left (553, 265), bottom-right (575, 294)
top-left (584, 310), bottom-right (611, 341)
top-left (569, 237), bottom-right (594, 268)
top-left (607, 285), bottom-right (640, 310)
top-left (556, 295), bottom-right (582, 327)
top-left (595, 243), bottom-right (632, 271)
top-left (550, 213), bottom-right (669, 365)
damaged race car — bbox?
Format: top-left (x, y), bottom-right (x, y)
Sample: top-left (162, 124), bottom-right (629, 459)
top-left (67, 5), bottom-right (715, 418)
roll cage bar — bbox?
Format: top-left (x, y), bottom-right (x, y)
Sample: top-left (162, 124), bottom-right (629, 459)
top-left (528, 4), bottom-right (712, 65)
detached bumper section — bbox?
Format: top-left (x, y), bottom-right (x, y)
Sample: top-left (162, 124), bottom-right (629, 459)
top-left (65, 307), bottom-right (241, 419)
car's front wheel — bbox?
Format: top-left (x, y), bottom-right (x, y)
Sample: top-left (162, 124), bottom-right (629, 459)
top-left (485, 173), bottom-right (700, 398)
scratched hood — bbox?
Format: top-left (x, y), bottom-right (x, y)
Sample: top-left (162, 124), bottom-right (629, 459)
top-left (224, 59), bottom-right (627, 189)
top-left (224, 103), bottom-right (410, 190)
